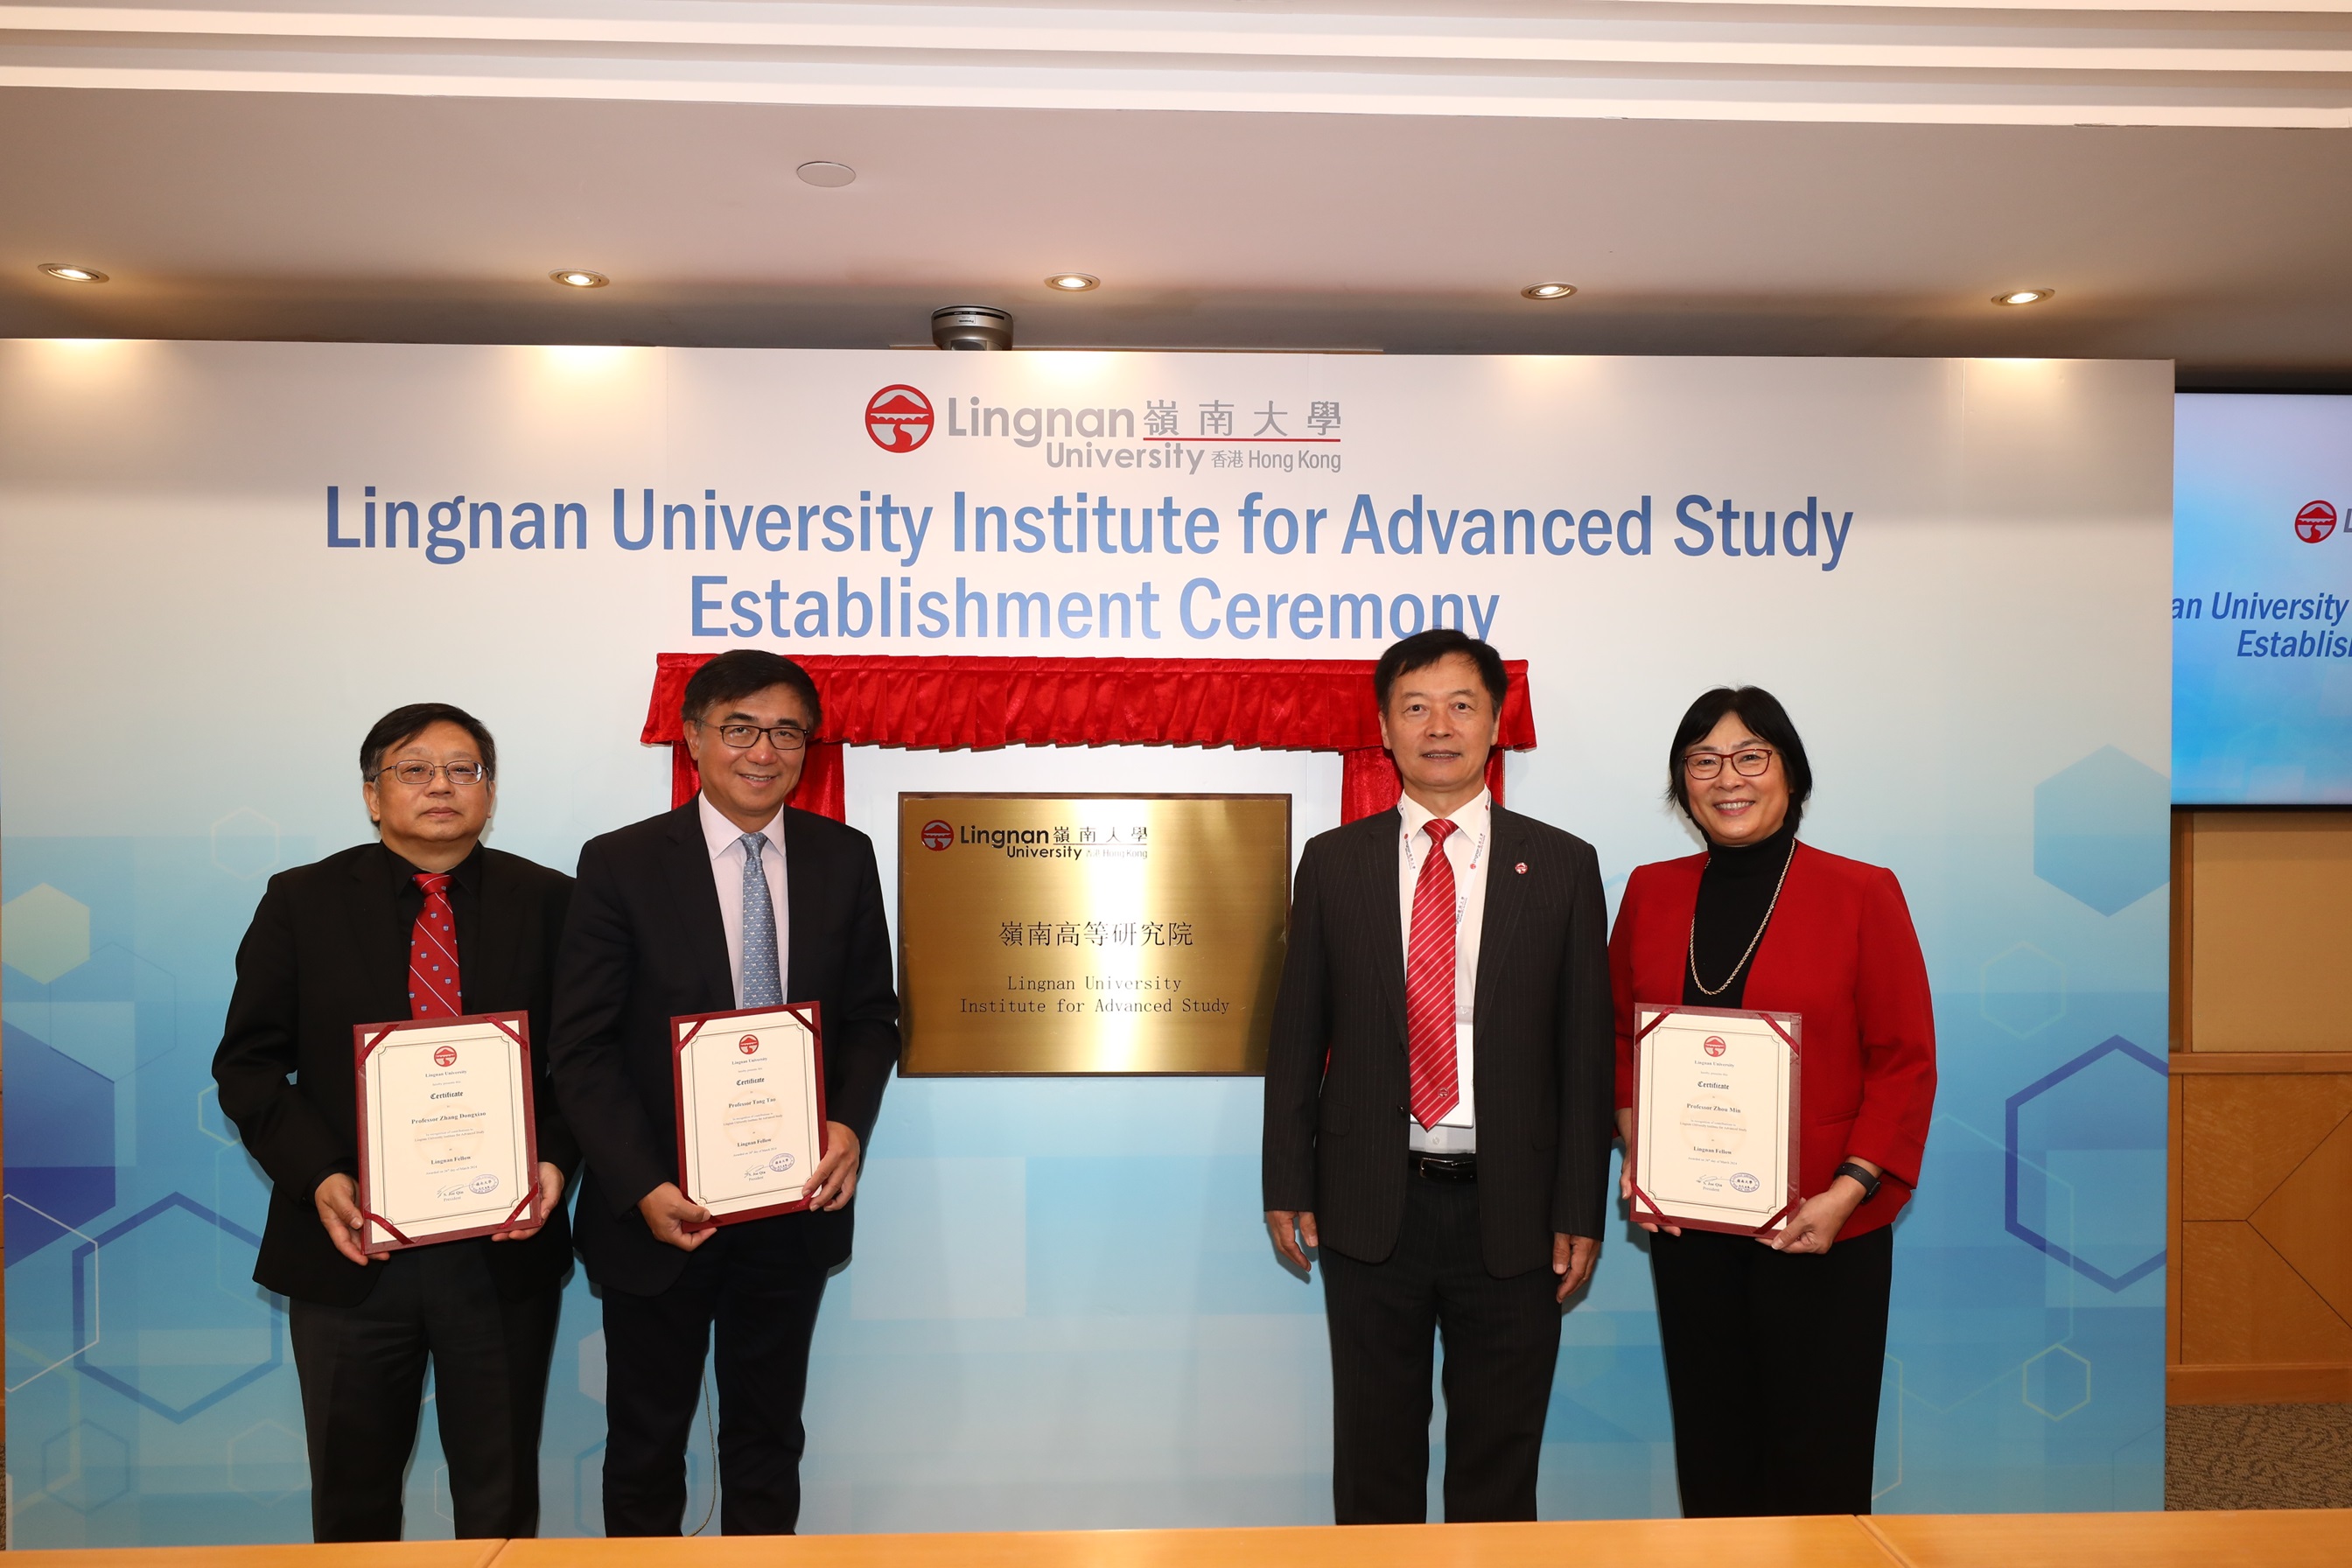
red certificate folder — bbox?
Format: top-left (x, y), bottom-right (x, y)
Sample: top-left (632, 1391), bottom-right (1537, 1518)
top-left (670, 1002), bottom-right (829, 1228)
top-left (351, 1011), bottom-right (542, 1253)
top-left (1628, 1004), bottom-right (1802, 1238)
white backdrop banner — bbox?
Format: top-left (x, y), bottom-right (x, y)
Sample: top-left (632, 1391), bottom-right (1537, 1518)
top-left (0, 344), bottom-right (2171, 1542)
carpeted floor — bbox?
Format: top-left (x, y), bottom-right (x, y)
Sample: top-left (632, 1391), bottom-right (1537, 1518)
top-left (2167, 1403), bottom-right (2352, 1509)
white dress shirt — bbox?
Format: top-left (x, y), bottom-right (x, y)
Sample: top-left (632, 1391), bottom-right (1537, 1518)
top-left (1397, 788), bottom-right (1490, 1153)
top-left (699, 793), bottom-right (788, 1007)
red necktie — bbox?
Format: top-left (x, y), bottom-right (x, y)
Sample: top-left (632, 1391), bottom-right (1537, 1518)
top-left (1405, 819), bottom-right (1460, 1128)
top-left (408, 872), bottom-right (463, 1019)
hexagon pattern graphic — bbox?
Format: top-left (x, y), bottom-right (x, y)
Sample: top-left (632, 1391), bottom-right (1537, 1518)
top-left (2033, 746), bottom-right (2169, 914)
top-left (4, 1021), bottom-right (117, 1264)
top-left (1979, 942), bottom-right (2067, 1038)
top-left (227, 1419), bottom-right (308, 1506)
top-left (39, 1419), bottom-right (133, 1513)
top-left (3, 883), bottom-right (92, 983)
top-left (2006, 1036), bottom-right (2168, 1292)
top-left (4, 1198), bottom-right (103, 1393)
top-left (579, 1328), bottom-right (607, 1404)
top-left (209, 808), bottom-right (281, 881)
top-left (2022, 1345), bottom-right (2093, 1421)
top-left (73, 1194), bottom-right (284, 1422)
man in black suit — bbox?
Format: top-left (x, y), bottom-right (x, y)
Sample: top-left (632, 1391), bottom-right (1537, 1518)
top-left (549, 648), bottom-right (899, 1537)
top-left (1264, 628), bottom-right (1613, 1524)
top-left (214, 703), bottom-right (578, 1543)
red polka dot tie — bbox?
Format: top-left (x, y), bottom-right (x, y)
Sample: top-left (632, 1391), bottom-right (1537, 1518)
top-left (408, 872), bottom-right (462, 1019)
top-left (1405, 819), bottom-right (1461, 1129)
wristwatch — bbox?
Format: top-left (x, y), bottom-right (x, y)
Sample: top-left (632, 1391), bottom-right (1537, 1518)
top-left (1833, 1160), bottom-right (1882, 1202)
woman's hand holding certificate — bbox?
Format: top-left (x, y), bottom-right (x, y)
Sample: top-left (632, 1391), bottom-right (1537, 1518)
top-left (1626, 1004), bottom-right (1801, 1239)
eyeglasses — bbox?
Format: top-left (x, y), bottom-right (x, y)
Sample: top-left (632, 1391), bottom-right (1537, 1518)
top-left (698, 721), bottom-right (811, 752)
top-left (374, 760), bottom-right (490, 788)
top-left (1683, 746), bottom-right (1776, 780)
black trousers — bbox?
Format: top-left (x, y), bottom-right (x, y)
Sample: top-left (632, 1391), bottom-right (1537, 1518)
top-left (287, 1242), bottom-right (561, 1542)
top-left (1649, 1222), bottom-right (1895, 1518)
top-left (599, 1214), bottom-right (829, 1536)
top-left (1320, 1172), bottom-right (1562, 1524)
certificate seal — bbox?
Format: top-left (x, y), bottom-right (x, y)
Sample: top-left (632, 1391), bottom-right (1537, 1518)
top-left (1730, 1172), bottom-right (1760, 1194)
top-left (1703, 1035), bottom-right (1727, 1057)
top-left (469, 1172), bottom-right (500, 1195)
top-left (433, 1045), bottom-right (458, 1067)
top-left (769, 1152), bottom-right (795, 1173)
top-left (738, 1034), bottom-right (760, 1055)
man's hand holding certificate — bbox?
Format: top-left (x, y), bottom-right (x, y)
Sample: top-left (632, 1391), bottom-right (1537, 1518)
top-left (352, 1012), bottom-right (542, 1253)
top-left (670, 1003), bottom-right (830, 1229)
top-left (1627, 1004), bottom-right (1801, 1238)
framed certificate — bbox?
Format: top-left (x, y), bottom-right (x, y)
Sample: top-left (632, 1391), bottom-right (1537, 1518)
top-left (351, 1012), bottom-right (541, 1253)
top-left (1628, 1004), bottom-right (1802, 1237)
top-left (672, 1003), bottom-right (829, 1226)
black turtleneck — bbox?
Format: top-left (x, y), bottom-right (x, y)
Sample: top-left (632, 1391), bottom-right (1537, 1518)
top-left (1682, 818), bottom-right (1798, 1010)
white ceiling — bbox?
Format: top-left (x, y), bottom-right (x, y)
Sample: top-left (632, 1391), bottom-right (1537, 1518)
top-left (4, 1), bottom-right (2351, 376)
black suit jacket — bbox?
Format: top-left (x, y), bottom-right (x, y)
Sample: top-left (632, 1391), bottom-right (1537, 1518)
top-left (1262, 804), bottom-right (1614, 1278)
top-left (549, 801), bottom-right (900, 1297)
top-left (213, 843), bottom-right (580, 1307)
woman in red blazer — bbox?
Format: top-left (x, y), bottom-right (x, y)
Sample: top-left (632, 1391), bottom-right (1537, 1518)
top-left (1609, 685), bottom-right (1935, 1518)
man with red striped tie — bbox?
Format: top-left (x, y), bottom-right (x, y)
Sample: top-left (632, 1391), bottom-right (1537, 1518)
top-left (214, 704), bottom-right (578, 1542)
top-left (1264, 629), bottom-right (1614, 1523)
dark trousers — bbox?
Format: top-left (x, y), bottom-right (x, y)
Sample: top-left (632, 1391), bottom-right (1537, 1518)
top-left (1649, 1222), bottom-right (1895, 1517)
top-left (287, 1242), bottom-right (561, 1542)
top-left (599, 1214), bottom-right (829, 1536)
top-left (1320, 1172), bottom-right (1562, 1524)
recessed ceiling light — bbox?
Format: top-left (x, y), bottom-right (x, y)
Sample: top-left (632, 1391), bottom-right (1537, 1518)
top-left (797, 161), bottom-right (857, 188)
top-left (1045, 273), bottom-right (1101, 292)
top-left (39, 263), bottom-right (108, 284)
top-left (550, 270), bottom-right (609, 289)
top-left (1521, 282), bottom-right (1577, 300)
top-left (1994, 288), bottom-right (2055, 307)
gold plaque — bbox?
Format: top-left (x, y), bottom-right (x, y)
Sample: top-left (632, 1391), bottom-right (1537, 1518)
top-left (898, 794), bottom-right (1291, 1074)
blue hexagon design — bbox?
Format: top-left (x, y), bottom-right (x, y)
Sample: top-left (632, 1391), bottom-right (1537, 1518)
top-left (2006, 1036), bottom-right (2167, 1292)
top-left (72, 1193), bottom-right (284, 1422)
top-left (40, 1418), bottom-right (132, 1513)
top-left (2023, 1344), bottom-right (2092, 1421)
top-left (3, 1020), bottom-right (116, 1264)
top-left (2033, 746), bottom-right (2168, 914)
top-left (1981, 942), bottom-right (2066, 1039)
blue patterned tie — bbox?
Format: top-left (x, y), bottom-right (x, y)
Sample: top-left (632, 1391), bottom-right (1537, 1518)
top-left (739, 832), bottom-right (782, 1007)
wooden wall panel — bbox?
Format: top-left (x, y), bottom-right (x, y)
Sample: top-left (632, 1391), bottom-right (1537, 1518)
top-left (2169, 808), bottom-right (2352, 1403)
top-left (2177, 1222), bottom-right (2352, 1366)
top-left (2180, 1075), bottom-right (2352, 1221)
top-left (2185, 811), bottom-right (2352, 1053)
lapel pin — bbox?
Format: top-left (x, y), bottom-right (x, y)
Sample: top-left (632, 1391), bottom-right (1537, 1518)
top-left (1516, 862), bottom-right (1529, 874)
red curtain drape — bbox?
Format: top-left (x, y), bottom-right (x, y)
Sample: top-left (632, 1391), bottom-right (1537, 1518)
top-left (642, 654), bottom-right (1535, 822)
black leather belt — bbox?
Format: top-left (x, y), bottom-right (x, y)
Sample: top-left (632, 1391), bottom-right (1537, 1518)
top-left (1411, 1152), bottom-right (1478, 1183)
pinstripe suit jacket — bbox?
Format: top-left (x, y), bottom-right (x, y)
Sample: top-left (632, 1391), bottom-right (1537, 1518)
top-left (1263, 804), bottom-right (1614, 1278)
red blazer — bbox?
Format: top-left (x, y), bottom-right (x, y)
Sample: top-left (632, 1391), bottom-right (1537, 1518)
top-left (1609, 841), bottom-right (1936, 1239)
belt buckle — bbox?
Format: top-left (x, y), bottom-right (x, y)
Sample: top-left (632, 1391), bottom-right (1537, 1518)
top-left (1414, 1152), bottom-right (1476, 1183)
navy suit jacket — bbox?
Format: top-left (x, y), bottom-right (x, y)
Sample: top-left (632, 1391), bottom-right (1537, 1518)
top-left (549, 801), bottom-right (900, 1296)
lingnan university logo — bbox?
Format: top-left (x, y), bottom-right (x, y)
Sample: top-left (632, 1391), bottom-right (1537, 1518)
top-left (738, 1033), bottom-right (761, 1055)
top-left (1703, 1035), bottom-right (1728, 1058)
top-left (920, 819), bottom-right (954, 850)
top-left (2297, 500), bottom-right (2337, 544)
top-left (867, 385), bottom-right (934, 452)
top-left (432, 1045), bottom-right (458, 1067)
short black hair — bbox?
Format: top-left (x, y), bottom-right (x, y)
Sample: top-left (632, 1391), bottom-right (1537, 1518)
top-left (1373, 629), bottom-right (1508, 714)
top-left (360, 703), bottom-right (496, 781)
top-left (1664, 686), bottom-right (1814, 831)
top-left (682, 649), bottom-right (823, 732)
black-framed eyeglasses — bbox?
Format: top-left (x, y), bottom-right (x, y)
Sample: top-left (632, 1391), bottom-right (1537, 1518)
top-left (1683, 746), bottom-right (1775, 780)
top-left (374, 760), bottom-right (490, 788)
top-left (697, 720), bottom-right (812, 752)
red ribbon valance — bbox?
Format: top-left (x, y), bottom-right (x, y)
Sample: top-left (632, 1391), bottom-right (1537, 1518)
top-left (641, 654), bottom-right (1536, 824)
